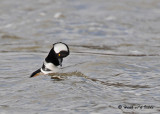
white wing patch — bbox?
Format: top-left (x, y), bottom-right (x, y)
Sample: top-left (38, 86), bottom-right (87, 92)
top-left (54, 43), bottom-right (68, 53)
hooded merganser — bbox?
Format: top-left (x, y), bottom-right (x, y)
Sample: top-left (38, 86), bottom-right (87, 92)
top-left (30, 42), bottom-right (69, 78)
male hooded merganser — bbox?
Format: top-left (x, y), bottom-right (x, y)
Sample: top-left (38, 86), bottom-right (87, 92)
top-left (30, 42), bottom-right (69, 78)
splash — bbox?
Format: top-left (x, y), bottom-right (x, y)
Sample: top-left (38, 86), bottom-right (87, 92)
top-left (49, 71), bottom-right (150, 88)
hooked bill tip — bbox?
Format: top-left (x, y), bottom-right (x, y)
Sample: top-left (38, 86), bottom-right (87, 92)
top-left (58, 58), bottom-right (62, 67)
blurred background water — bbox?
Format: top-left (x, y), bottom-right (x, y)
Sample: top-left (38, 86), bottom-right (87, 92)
top-left (0, 0), bottom-right (160, 113)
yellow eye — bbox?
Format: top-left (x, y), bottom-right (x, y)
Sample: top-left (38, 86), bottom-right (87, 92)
top-left (58, 54), bottom-right (60, 56)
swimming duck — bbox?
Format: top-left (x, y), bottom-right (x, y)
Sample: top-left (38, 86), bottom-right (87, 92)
top-left (30, 42), bottom-right (69, 78)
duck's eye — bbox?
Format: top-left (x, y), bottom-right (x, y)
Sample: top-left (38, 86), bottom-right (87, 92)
top-left (58, 53), bottom-right (61, 56)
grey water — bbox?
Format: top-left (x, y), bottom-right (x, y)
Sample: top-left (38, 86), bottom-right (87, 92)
top-left (0, 0), bottom-right (160, 113)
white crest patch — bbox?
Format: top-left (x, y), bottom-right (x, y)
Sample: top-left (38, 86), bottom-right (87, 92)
top-left (54, 43), bottom-right (68, 54)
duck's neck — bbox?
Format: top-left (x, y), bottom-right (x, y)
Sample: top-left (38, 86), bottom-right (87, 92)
top-left (45, 49), bottom-right (60, 66)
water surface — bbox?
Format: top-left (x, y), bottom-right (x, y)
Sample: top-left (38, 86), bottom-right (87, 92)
top-left (0, 0), bottom-right (160, 113)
